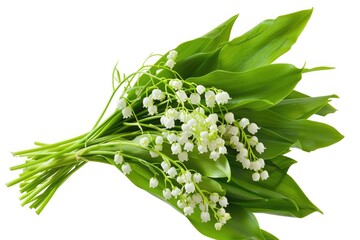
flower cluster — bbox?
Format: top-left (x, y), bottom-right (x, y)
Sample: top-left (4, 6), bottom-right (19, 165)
top-left (113, 50), bottom-right (269, 230)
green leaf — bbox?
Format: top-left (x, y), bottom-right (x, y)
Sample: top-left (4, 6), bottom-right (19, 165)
top-left (174, 14), bottom-right (238, 63)
top-left (226, 161), bottom-right (321, 217)
top-left (189, 205), bottom-right (267, 240)
top-left (235, 109), bottom-right (344, 152)
top-left (218, 9), bottom-right (312, 71)
top-left (255, 128), bottom-right (293, 159)
top-left (187, 64), bottom-right (302, 110)
top-left (271, 94), bottom-right (338, 119)
top-left (287, 90), bottom-right (337, 116)
top-left (270, 156), bottom-right (297, 170)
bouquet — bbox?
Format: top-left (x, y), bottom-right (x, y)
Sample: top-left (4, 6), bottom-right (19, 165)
top-left (7, 9), bottom-right (343, 239)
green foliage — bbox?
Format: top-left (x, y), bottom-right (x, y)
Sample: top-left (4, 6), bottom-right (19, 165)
top-left (8, 9), bottom-right (342, 240)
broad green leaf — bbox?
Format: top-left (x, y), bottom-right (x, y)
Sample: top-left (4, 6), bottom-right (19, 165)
top-left (189, 205), bottom-right (267, 240)
top-left (174, 14), bottom-right (238, 63)
top-left (270, 156), bottom-right (297, 170)
top-left (226, 161), bottom-right (320, 217)
top-left (187, 64), bottom-right (302, 110)
top-left (271, 94), bottom-right (338, 119)
top-left (235, 109), bottom-right (344, 152)
top-left (286, 90), bottom-right (337, 116)
top-left (262, 230), bottom-right (279, 240)
top-left (175, 49), bottom-right (221, 79)
top-left (255, 128), bottom-right (293, 159)
top-left (218, 9), bottom-right (312, 71)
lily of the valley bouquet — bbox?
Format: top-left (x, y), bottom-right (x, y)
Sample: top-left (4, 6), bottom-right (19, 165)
top-left (8, 9), bottom-right (343, 239)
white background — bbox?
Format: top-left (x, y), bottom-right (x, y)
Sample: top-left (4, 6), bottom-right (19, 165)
top-left (0, 0), bottom-right (358, 239)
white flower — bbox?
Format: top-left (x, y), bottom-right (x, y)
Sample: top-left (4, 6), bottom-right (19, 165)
top-left (193, 172), bottom-right (202, 183)
top-left (167, 133), bottom-right (178, 144)
top-left (215, 91), bottom-right (231, 105)
top-left (176, 175), bottom-right (185, 184)
top-left (236, 153), bottom-right (245, 162)
top-left (183, 206), bottom-right (194, 216)
top-left (252, 172), bottom-right (260, 181)
top-left (167, 50), bottom-right (178, 60)
top-left (165, 59), bottom-right (175, 69)
top-left (149, 177), bottom-right (159, 188)
top-left (249, 136), bottom-right (258, 147)
top-left (235, 142), bottom-right (245, 152)
top-left (184, 171), bottom-right (192, 182)
top-left (171, 187), bottom-right (182, 198)
top-left (122, 106), bottom-right (133, 119)
top-left (239, 118), bottom-right (250, 128)
top-left (151, 89), bottom-right (165, 100)
top-left (161, 116), bottom-right (175, 129)
top-left (209, 124), bottom-right (218, 133)
top-left (205, 90), bottom-right (216, 107)
top-left (139, 136), bottom-right (150, 148)
top-left (171, 143), bottom-right (182, 155)
top-left (177, 200), bottom-right (186, 209)
top-left (201, 211), bottom-right (211, 222)
top-left (161, 161), bottom-right (170, 172)
top-left (200, 131), bottom-right (209, 139)
top-left (166, 108), bottom-right (179, 120)
top-left (189, 93), bottom-right (201, 105)
top-left (210, 193), bottom-right (219, 203)
top-left (192, 193), bottom-right (202, 204)
top-left (224, 213), bottom-right (231, 221)
top-left (256, 142), bottom-right (266, 154)
top-left (185, 182), bottom-right (196, 193)
top-left (224, 112), bottom-right (235, 124)
top-left (206, 113), bottom-right (218, 124)
top-left (210, 151), bottom-right (220, 161)
top-left (199, 202), bottom-right (208, 212)
top-left (230, 136), bottom-right (239, 146)
top-left (149, 151), bottom-right (158, 158)
top-left (217, 125), bottom-right (226, 134)
top-left (197, 144), bottom-right (208, 154)
top-left (177, 134), bottom-right (188, 145)
top-left (176, 90), bottom-right (187, 103)
top-left (184, 142), bottom-right (194, 152)
top-left (187, 118), bottom-right (197, 127)
top-left (218, 146), bottom-right (227, 154)
top-left (114, 153), bottom-right (124, 165)
top-left (258, 158), bottom-right (265, 168)
top-left (217, 208), bottom-right (226, 216)
top-left (250, 161), bottom-right (262, 171)
top-left (147, 105), bottom-right (158, 115)
top-left (260, 170), bottom-right (269, 180)
top-left (196, 85), bottom-right (205, 95)
top-left (154, 144), bottom-right (162, 152)
top-left (215, 223), bottom-right (223, 231)
top-left (167, 167), bottom-right (177, 178)
top-left (247, 122), bottom-right (260, 134)
top-left (219, 196), bottom-right (228, 207)
top-left (242, 159), bottom-right (251, 169)
top-left (121, 163), bottom-right (132, 175)
top-left (116, 98), bottom-right (127, 109)
top-left (163, 188), bottom-right (172, 200)
top-left (155, 136), bottom-right (163, 145)
top-left (169, 79), bottom-right (183, 90)
top-left (228, 126), bottom-right (239, 136)
top-left (143, 96), bottom-right (153, 108)
top-left (178, 151), bottom-right (189, 162)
